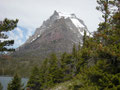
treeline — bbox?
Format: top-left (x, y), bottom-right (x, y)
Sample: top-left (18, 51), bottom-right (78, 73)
top-left (27, 45), bottom-right (84, 90)
top-left (0, 56), bottom-right (42, 77)
top-left (26, 0), bottom-right (120, 90)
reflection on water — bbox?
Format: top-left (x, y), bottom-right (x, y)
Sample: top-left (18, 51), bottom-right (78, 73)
top-left (0, 76), bottom-right (28, 90)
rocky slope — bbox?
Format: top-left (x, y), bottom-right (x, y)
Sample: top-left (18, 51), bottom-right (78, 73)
top-left (13, 11), bottom-right (91, 59)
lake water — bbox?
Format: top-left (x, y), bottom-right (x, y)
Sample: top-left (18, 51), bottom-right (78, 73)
top-left (0, 76), bottom-right (28, 90)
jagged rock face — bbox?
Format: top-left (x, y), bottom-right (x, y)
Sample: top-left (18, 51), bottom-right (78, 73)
top-left (14, 11), bottom-right (90, 58)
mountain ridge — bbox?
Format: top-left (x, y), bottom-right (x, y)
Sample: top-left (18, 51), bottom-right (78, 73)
top-left (14, 11), bottom-right (91, 59)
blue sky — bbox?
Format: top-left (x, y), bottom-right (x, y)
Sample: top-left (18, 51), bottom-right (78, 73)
top-left (0, 0), bottom-right (102, 48)
top-left (7, 26), bottom-right (35, 48)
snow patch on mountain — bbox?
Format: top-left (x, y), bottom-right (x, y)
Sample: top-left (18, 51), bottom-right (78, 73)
top-left (55, 11), bottom-right (90, 37)
top-left (25, 11), bottom-right (91, 44)
top-left (57, 12), bottom-right (76, 19)
top-left (70, 18), bottom-right (84, 28)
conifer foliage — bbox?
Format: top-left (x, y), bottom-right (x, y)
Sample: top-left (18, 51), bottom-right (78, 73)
top-left (0, 18), bottom-right (18, 53)
top-left (7, 74), bottom-right (22, 90)
top-left (27, 66), bottom-right (41, 90)
top-left (0, 82), bottom-right (3, 90)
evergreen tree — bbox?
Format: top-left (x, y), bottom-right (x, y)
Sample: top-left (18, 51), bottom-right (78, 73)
top-left (95, 0), bottom-right (120, 67)
top-left (0, 82), bottom-right (3, 90)
top-left (110, 0), bottom-right (120, 28)
top-left (95, 0), bottom-right (112, 46)
top-left (78, 42), bottom-right (81, 51)
top-left (39, 58), bottom-right (49, 89)
top-left (96, 0), bottom-right (110, 31)
top-left (72, 44), bottom-right (77, 57)
top-left (60, 53), bottom-right (75, 80)
top-left (0, 18), bottom-right (18, 53)
top-left (83, 30), bottom-right (86, 47)
top-left (27, 66), bottom-right (41, 90)
top-left (46, 54), bottom-right (64, 86)
top-left (7, 73), bottom-right (22, 90)
top-left (70, 0), bottom-right (120, 89)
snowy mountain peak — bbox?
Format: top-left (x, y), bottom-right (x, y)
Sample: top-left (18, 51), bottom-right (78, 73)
top-left (16, 11), bottom-right (91, 58)
top-left (52, 10), bottom-right (77, 19)
top-left (51, 11), bottom-right (85, 28)
top-left (53, 10), bottom-right (59, 16)
top-left (25, 11), bottom-right (91, 44)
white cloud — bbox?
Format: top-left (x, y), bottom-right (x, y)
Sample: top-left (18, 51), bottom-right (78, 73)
top-left (8, 28), bottom-right (24, 48)
top-left (16, 28), bottom-right (23, 38)
top-left (0, 27), bottom-right (34, 48)
top-left (25, 28), bottom-right (35, 39)
top-left (17, 39), bottom-right (23, 46)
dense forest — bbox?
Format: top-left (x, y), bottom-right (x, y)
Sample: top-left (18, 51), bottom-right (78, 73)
top-left (0, 0), bottom-right (120, 90)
